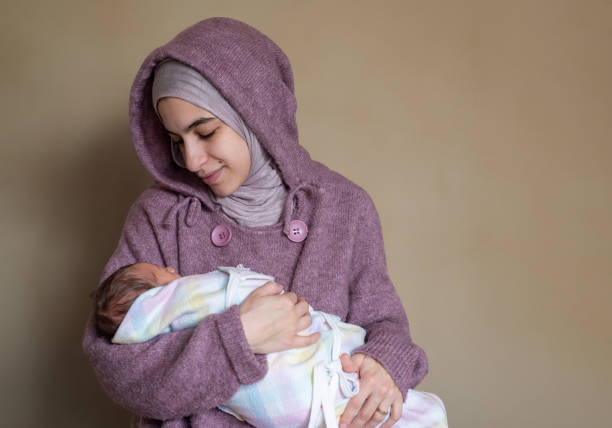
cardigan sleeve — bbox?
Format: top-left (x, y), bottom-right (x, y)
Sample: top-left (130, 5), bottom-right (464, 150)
top-left (81, 195), bottom-right (268, 420)
top-left (346, 191), bottom-right (428, 399)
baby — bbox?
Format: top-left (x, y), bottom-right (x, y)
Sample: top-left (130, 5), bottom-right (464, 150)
top-left (93, 263), bottom-right (447, 428)
top-left (93, 262), bottom-right (182, 339)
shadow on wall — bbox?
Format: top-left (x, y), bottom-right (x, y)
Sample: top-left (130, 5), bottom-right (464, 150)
top-left (30, 124), bottom-right (150, 426)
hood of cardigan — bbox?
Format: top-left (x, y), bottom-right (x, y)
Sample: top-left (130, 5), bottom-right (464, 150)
top-left (128, 17), bottom-right (314, 221)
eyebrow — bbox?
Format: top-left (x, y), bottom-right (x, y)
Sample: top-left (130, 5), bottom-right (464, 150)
top-left (165, 117), bottom-right (217, 135)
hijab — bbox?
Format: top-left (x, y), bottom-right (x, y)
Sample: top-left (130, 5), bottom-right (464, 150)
top-left (151, 59), bottom-right (288, 227)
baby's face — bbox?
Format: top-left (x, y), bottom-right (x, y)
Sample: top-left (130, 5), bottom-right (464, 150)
top-left (131, 262), bottom-right (181, 286)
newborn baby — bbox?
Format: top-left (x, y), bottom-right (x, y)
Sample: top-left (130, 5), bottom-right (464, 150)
top-left (93, 263), bottom-right (447, 428)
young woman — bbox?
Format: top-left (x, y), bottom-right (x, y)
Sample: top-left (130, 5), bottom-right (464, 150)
top-left (83, 17), bottom-right (430, 428)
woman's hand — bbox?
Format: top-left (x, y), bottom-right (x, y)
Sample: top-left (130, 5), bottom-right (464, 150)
top-left (339, 353), bottom-right (403, 428)
top-left (239, 281), bottom-right (321, 354)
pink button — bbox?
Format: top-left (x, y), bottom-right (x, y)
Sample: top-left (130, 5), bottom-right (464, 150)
top-left (287, 220), bottom-right (308, 242)
top-left (211, 224), bottom-right (232, 247)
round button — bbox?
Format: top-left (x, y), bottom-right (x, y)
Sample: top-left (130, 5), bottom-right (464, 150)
top-left (211, 224), bottom-right (232, 247)
top-left (287, 219), bottom-right (308, 243)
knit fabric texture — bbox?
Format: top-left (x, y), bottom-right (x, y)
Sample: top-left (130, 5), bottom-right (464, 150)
top-left (82, 16), bottom-right (428, 427)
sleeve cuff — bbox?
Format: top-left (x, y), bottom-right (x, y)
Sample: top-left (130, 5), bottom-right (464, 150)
top-left (216, 304), bottom-right (268, 385)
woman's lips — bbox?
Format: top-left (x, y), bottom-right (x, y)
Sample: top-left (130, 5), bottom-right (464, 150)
top-left (202, 167), bottom-right (223, 184)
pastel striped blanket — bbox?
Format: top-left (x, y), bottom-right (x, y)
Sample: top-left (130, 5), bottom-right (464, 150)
top-left (113, 265), bottom-right (448, 428)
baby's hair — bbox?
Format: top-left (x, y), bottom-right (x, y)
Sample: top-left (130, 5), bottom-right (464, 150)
top-left (92, 263), bottom-right (156, 338)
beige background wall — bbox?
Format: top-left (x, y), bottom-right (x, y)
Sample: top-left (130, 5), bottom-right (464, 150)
top-left (1, 1), bottom-right (610, 427)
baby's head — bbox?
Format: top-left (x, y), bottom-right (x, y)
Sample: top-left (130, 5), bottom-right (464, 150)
top-left (93, 262), bottom-right (180, 338)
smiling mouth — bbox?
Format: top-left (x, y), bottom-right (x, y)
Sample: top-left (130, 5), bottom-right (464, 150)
top-left (201, 167), bottom-right (223, 184)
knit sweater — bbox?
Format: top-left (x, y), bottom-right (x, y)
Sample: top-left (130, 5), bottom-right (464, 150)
top-left (81, 17), bottom-right (428, 427)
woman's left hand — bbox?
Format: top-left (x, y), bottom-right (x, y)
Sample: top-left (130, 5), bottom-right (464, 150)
top-left (339, 353), bottom-right (403, 428)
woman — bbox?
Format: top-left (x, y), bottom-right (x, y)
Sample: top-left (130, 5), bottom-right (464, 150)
top-left (82, 17), bottom-right (429, 427)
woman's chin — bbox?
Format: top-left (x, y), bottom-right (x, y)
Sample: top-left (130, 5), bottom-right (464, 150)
top-left (209, 183), bottom-right (237, 197)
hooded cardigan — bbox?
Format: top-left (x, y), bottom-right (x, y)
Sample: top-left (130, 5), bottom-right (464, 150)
top-left (82, 17), bottom-right (428, 427)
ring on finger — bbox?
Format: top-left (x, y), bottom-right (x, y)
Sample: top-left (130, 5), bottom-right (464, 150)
top-left (376, 406), bottom-right (389, 414)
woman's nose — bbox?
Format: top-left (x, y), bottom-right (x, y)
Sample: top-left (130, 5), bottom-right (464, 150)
top-left (182, 139), bottom-right (209, 172)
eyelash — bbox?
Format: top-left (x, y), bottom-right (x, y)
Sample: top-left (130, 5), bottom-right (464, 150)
top-left (172, 130), bottom-right (216, 144)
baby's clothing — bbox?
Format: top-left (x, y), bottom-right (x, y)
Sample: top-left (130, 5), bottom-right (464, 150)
top-left (114, 265), bottom-right (447, 428)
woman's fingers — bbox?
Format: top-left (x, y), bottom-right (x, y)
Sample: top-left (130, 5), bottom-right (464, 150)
top-left (369, 395), bottom-right (393, 428)
top-left (283, 291), bottom-right (298, 304)
top-left (294, 297), bottom-right (310, 314)
top-left (340, 353), bottom-right (354, 372)
top-left (338, 354), bottom-right (404, 428)
top-left (340, 353), bottom-right (364, 374)
top-left (251, 281), bottom-right (284, 296)
top-left (379, 396), bottom-right (403, 428)
top-left (296, 311), bottom-right (312, 332)
top-left (290, 331), bottom-right (321, 348)
top-left (340, 370), bottom-right (380, 427)
top-left (364, 390), bottom-right (397, 428)
top-left (241, 285), bottom-right (320, 353)
top-left (360, 393), bottom-right (387, 428)
top-left (339, 383), bottom-right (370, 427)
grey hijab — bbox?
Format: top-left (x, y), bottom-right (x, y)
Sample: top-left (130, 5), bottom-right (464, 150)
top-left (151, 59), bottom-right (288, 227)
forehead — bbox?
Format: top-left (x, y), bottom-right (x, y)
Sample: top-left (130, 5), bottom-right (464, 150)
top-left (129, 262), bottom-right (159, 277)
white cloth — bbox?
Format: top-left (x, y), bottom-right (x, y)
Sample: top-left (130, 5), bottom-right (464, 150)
top-left (114, 265), bottom-right (448, 428)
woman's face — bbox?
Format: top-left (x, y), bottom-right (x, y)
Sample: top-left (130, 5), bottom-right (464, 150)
top-left (157, 97), bottom-right (251, 197)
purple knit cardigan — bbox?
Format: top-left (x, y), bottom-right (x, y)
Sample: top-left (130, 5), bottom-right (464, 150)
top-left (82, 17), bottom-right (428, 427)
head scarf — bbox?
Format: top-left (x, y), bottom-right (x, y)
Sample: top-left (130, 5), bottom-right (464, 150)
top-left (151, 59), bottom-right (288, 227)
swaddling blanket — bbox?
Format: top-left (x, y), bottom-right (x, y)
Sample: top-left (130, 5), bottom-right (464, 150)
top-left (113, 265), bottom-right (448, 428)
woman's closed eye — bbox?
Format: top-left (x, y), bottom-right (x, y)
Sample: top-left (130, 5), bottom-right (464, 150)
top-left (170, 130), bottom-right (216, 144)
top-left (198, 130), bottom-right (216, 140)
